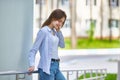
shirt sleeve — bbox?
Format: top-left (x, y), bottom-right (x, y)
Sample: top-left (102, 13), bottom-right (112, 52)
top-left (28, 30), bottom-right (45, 67)
top-left (56, 31), bottom-right (65, 48)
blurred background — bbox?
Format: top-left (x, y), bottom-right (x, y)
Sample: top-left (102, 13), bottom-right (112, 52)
top-left (33, 0), bottom-right (120, 80)
top-left (33, 0), bottom-right (120, 49)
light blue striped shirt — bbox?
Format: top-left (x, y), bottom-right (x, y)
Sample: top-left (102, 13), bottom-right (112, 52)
top-left (28, 26), bottom-right (65, 74)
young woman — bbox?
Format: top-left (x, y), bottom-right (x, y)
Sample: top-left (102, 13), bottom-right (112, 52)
top-left (28, 9), bottom-right (67, 80)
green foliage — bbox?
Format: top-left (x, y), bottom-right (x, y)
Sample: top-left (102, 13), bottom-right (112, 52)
top-left (78, 73), bottom-right (117, 80)
top-left (78, 73), bottom-right (101, 79)
top-left (64, 38), bottom-right (120, 49)
top-left (105, 73), bottom-right (117, 80)
top-left (86, 21), bottom-right (95, 41)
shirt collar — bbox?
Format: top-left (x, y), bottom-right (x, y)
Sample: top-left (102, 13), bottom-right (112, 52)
top-left (46, 26), bottom-right (56, 32)
top-left (46, 26), bottom-right (52, 32)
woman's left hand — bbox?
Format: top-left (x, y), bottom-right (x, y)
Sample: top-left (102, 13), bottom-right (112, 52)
top-left (56, 26), bottom-right (61, 32)
top-left (28, 66), bottom-right (35, 75)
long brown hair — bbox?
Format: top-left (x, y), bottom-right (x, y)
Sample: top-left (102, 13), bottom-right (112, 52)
top-left (41, 9), bottom-right (67, 28)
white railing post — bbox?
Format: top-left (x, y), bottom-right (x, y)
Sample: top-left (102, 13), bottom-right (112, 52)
top-left (118, 60), bottom-right (120, 80)
top-left (90, 70), bottom-right (92, 78)
top-left (67, 71), bottom-right (69, 80)
top-left (83, 70), bottom-right (86, 79)
top-left (16, 74), bottom-right (19, 80)
top-left (76, 71), bottom-right (79, 79)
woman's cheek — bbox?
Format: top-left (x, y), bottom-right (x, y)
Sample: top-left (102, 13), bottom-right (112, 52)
top-left (53, 21), bottom-right (57, 26)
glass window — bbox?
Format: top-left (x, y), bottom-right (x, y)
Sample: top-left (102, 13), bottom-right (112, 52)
top-left (36, 0), bottom-right (45, 5)
top-left (86, 0), bottom-right (97, 6)
top-left (61, 0), bottom-right (69, 6)
top-left (109, 0), bottom-right (119, 7)
top-left (94, 0), bottom-right (97, 5)
top-left (109, 19), bottom-right (119, 28)
top-left (86, 0), bottom-right (90, 5)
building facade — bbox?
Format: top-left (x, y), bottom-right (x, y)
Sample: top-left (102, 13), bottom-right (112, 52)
top-left (34, 0), bottom-right (120, 39)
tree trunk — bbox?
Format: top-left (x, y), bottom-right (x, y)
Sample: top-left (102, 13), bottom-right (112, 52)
top-left (56, 0), bottom-right (60, 8)
top-left (90, 0), bottom-right (92, 20)
top-left (39, 0), bottom-right (42, 28)
top-left (109, 1), bottom-right (112, 42)
top-left (69, 0), bottom-right (77, 49)
top-left (100, 0), bottom-right (103, 40)
top-left (45, 0), bottom-right (48, 19)
top-left (51, 0), bottom-right (53, 10)
top-left (118, 0), bottom-right (120, 40)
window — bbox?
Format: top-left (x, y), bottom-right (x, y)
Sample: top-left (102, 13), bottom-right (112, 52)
top-left (109, 19), bottom-right (119, 28)
top-left (36, 0), bottom-right (45, 5)
top-left (94, 0), bottom-right (97, 5)
top-left (86, 0), bottom-right (97, 6)
top-left (86, 0), bottom-right (90, 5)
top-left (61, 0), bottom-right (69, 6)
top-left (109, 0), bottom-right (119, 7)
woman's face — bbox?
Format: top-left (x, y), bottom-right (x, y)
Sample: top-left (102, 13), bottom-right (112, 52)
top-left (52, 17), bottom-right (65, 30)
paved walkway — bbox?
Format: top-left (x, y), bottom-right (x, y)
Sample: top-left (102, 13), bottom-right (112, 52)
top-left (33, 48), bottom-right (120, 80)
top-left (59, 48), bottom-right (120, 73)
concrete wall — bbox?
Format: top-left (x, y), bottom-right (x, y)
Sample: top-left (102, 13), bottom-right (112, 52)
top-left (0, 0), bottom-right (33, 80)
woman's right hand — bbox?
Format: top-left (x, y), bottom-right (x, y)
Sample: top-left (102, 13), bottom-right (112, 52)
top-left (28, 66), bottom-right (35, 75)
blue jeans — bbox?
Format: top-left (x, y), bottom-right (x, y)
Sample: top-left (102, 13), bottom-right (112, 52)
top-left (38, 61), bottom-right (66, 80)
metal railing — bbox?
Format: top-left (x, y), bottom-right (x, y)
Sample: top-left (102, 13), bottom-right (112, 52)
top-left (0, 68), bottom-right (107, 80)
top-left (0, 70), bottom-right (38, 80)
top-left (62, 69), bottom-right (107, 80)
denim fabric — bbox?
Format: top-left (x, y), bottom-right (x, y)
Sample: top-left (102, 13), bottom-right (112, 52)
top-left (38, 61), bottom-right (66, 80)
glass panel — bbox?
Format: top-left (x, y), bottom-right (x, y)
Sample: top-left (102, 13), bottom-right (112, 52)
top-left (61, 0), bottom-right (69, 6)
top-left (36, 0), bottom-right (45, 5)
top-left (109, 0), bottom-right (119, 7)
top-left (86, 0), bottom-right (97, 6)
top-left (94, 0), bottom-right (97, 5)
top-left (109, 19), bottom-right (118, 28)
top-left (86, 0), bottom-right (90, 5)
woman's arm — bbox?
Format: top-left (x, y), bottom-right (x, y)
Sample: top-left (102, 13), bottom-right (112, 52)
top-left (28, 30), bottom-right (45, 70)
top-left (56, 31), bottom-right (65, 48)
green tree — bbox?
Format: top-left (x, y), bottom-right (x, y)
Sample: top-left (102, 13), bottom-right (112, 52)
top-left (87, 21), bottom-right (95, 41)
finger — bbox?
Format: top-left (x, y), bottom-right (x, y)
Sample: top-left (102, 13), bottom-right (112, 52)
top-left (29, 69), bottom-right (34, 72)
top-left (28, 72), bottom-right (32, 75)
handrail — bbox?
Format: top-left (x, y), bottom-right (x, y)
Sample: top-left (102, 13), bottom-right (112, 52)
top-left (0, 70), bottom-right (38, 75)
top-left (0, 70), bottom-right (38, 80)
top-left (0, 68), bottom-right (107, 80)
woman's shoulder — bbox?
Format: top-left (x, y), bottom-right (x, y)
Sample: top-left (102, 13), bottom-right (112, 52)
top-left (38, 26), bottom-right (49, 34)
top-left (40, 26), bottom-right (49, 31)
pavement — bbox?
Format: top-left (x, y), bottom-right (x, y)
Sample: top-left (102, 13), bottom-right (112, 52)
top-left (33, 48), bottom-right (120, 80)
top-left (58, 49), bottom-right (120, 73)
